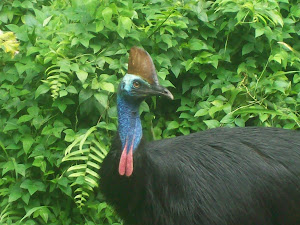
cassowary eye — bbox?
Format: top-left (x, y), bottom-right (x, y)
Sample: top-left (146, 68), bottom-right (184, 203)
top-left (133, 81), bottom-right (140, 88)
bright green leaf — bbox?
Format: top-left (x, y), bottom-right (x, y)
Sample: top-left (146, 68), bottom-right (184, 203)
top-left (94, 93), bottom-right (108, 108)
top-left (35, 84), bottom-right (50, 99)
top-left (195, 109), bottom-right (208, 117)
top-left (22, 136), bottom-right (34, 154)
top-left (204, 120), bottom-right (220, 128)
top-left (43, 15), bottom-right (52, 27)
top-left (120, 16), bottom-right (132, 31)
top-left (66, 85), bottom-right (78, 94)
top-left (76, 70), bottom-right (88, 83)
top-left (100, 82), bottom-right (114, 92)
top-left (18, 115), bottom-right (33, 124)
top-left (167, 121), bottom-right (179, 130)
top-left (102, 7), bottom-right (112, 23)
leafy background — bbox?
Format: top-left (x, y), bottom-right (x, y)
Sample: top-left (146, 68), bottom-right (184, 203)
top-left (0, 0), bottom-right (299, 224)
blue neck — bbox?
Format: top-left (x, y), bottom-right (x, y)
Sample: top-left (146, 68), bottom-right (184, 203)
top-left (117, 95), bottom-right (142, 153)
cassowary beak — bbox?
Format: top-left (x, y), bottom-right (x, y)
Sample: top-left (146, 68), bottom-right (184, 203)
top-left (150, 84), bottom-right (174, 100)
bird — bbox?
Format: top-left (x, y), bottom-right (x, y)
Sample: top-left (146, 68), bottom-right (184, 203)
top-left (99, 46), bottom-right (300, 225)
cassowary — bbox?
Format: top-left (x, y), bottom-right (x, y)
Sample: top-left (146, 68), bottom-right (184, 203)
top-left (99, 46), bottom-right (300, 225)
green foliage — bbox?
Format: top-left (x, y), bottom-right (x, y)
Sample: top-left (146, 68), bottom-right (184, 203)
top-left (62, 125), bottom-right (111, 209)
top-left (0, 0), bottom-right (299, 224)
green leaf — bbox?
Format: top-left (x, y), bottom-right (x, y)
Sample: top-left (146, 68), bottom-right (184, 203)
top-left (242, 43), bottom-right (254, 55)
top-left (102, 7), bottom-right (112, 23)
top-left (139, 101), bottom-right (149, 113)
top-left (28, 106), bottom-right (39, 116)
top-left (120, 16), bottom-right (132, 31)
top-left (283, 123), bottom-right (296, 129)
top-left (79, 89), bottom-right (93, 104)
top-left (204, 120), bottom-right (220, 128)
top-left (108, 106), bottom-right (117, 118)
top-left (20, 206), bottom-right (49, 222)
top-left (233, 108), bottom-right (283, 116)
top-left (209, 106), bottom-right (221, 118)
top-left (177, 106), bottom-right (190, 111)
top-left (59, 90), bottom-right (68, 97)
top-left (20, 180), bottom-right (46, 195)
top-left (179, 112), bottom-right (192, 119)
top-left (220, 114), bottom-right (234, 124)
top-left (161, 34), bottom-right (172, 48)
top-left (22, 192), bottom-right (30, 204)
top-left (58, 177), bottom-right (69, 187)
top-left (16, 163), bottom-right (26, 177)
top-left (96, 23), bottom-right (104, 32)
top-left (35, 84), bottom-right (50, 99)
top-left (189, 39), bottom-right (206, 51)
top-left (167, 121), bottom-right (179, 130)
top-left (15, 62), bottom-right (27, 75)
top-left (117, 26), bottom-right (126, 39)
top-left (18, 115), bottom-right (33, 123)
top-left (32, 156), bottom-right (46, 172)
top-left (195, 109), bottom-right (208, 117)
top-left (274, 80), bottom-right (289, 93)
top-left (70, 63), bottom-right (79, 72)
top-left (43, 15), bottom-right (53, 27)
top-left (171, 63), bottom-right (181, 78)
top-left (179, 127), bottom-right (190, 135)
top-left (76, 70), bottom-right (88, 83)
top-left (66, 85), bottom-right (78, 94)
top-left (3, 120), bottom-right (18, 132)
top-left (94, 93), bottom-right (108, 108)
top-left (235, 118), bottom-right (245, 127)
top-left (100, 82), bottom-right (115, 92)
top-left (6, 24), bottom-right (29, 41)
top-left (182, 59), bottom-right (194, 72)
top-left (255, 28), bottom-right (265, 38)
top-left (293, 74), bottom-right (300, 83)
top-left (21, 0), bottom-right (33, 8)
top-left (38, 207), bottom-right (50, 223)
top-left (9, 185), bottom-right (22, 202)
top-left (2, 161), bottom-right (14, 176)
top-left (202, 84), bottom-right (210, 96)
top-left (64, 129), bottom-right (76, 142)
top-left (58, 59), bottom-right (71, 73)
top-left (91, 78), bottom-right (99, 89)
top-left (2, 160), bottom-right (26, 177)
top-left (53, 99), bottom-right (67, 113)
top-left (22, 136), bottom-right (34, 154)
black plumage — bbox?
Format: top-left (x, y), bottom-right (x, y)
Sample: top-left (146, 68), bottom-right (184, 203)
top-left (100, 127), bottom-right (300, 225)
top-left (99, 47), bottom-right (300, 225)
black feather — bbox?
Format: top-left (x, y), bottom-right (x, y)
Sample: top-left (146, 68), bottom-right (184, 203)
top-left (100, 127), bottom-right (300, 225)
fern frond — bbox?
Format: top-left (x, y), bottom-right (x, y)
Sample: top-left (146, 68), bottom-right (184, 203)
top-left (0, 203), bottom-right (22, 224)
top-left (44, 65), bottom-right (72, 100)
top-left (62, 126), bottom-right (109, 209)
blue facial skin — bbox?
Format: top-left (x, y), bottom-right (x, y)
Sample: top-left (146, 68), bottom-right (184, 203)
top-left (121, 74), bottom-right (151, 97)
top-left (117, 74), bottom-right (148, 153)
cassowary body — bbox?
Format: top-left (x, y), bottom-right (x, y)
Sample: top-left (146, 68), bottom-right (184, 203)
top-left (99, 47), bottom-right (300, 225)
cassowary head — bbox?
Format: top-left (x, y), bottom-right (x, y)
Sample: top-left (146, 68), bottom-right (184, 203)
top-left (117, 47), bottom-right (173, 177)
top-left (118, 47), bottom-right (173, 101)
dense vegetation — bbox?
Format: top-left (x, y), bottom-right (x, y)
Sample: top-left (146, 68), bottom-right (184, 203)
top-left (0, 0), bottom-right (299, 224)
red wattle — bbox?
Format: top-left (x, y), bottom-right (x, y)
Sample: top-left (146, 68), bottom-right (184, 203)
top-left (125, 144), bottom-right (134, 177)
top-left (119, 141), bottom-right (128, 176)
